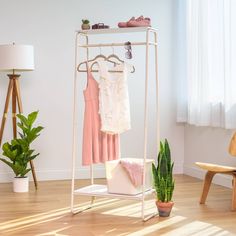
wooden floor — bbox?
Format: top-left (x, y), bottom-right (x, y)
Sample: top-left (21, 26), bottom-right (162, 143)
top-left (0, 175), bottom-right (236, 236)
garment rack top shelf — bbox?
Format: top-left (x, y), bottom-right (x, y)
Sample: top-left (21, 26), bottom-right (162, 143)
top-left (76, 27), bottom-right (157, 35)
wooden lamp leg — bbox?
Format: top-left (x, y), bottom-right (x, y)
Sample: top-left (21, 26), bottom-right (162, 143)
top-left (12, 79), bottom-right (17, 138)
top-left (0, 79), bottom-right (14, 145)
top-left (29, 161), bottom-right (38, 189)
top-left (200, 171), bottom-right (216, 204)
top-left (232, 174), bottom-right (236, 211)
top-left (14, 78), bottom-right (38, 189)
top-left (15, 78), bottom-right (23, 112)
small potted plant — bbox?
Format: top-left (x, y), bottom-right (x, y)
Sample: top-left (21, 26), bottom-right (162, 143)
top-left (152, 139), bottom-right (175, 217)
top-left (0, 111), bottom-right (43, 192)
top-left (81, 19), bottom-right (90, 30)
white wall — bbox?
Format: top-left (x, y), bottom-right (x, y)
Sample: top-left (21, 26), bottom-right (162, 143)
top-left (184, 126), bottom-right (235, 188)
top-left (0, 0), bottom-right (184, 182)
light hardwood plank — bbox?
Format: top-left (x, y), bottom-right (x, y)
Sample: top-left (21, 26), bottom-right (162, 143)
top-left (0, 175), bottom-right (236, 235)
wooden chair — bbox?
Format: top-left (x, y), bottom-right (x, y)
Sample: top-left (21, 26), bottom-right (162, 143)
top-left (195, 132), bottom-right (236, 210)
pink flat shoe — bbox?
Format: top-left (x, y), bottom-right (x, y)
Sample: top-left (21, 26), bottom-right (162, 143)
top-left (127, 16), bottom-right (151, 27)
top-left (118, 17), bottom-right (135, 28)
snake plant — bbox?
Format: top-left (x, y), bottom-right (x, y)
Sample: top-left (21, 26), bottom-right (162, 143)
top-left (152, 139), bottom-right (175, 202)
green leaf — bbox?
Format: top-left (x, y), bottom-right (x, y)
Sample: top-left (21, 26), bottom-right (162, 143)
top-left (27, 149), bottom-right (35, 156)
top-left (16, 114), bottom-right (29, 127)
top-left (26, 153), bottom-right (39, 162)
top-left (2, 142), bottom-right (17, 161)
top-left (18, 132), bottom-right (24, 139)
top-left (0, 158), bottom-right (16, 171)
top-left (27, 111), bottom-right (39, 126)
top-left (152, 163), bottom-right (158, 190)
top-left (17, 122), bottom-right (28, 134)
top-left (164, 139), bottom-right (171, 172)
top-left (26, 126), bottom-right (43, 144)
top-left (20, 168), bottom-right (31, 177)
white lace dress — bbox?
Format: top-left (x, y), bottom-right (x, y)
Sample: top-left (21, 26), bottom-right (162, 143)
top-left (97, 61), bottom-right (131, 134)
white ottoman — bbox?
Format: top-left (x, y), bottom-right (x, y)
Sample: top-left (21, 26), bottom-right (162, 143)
top-left (105, 158), bottom-right (154, 195)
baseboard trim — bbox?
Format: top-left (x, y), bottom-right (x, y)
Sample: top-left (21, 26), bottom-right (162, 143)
top-left (0, 166), bottom-right (106, 183)
top-left (183, 165), bottom-right (232, 188)
top-left (0, 162), bottom-right (184, 183)
top-left (174, 162), bottom-right (183, 174)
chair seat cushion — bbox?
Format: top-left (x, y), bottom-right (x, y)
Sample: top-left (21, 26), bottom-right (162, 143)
top-left (195, 162), bottom-right (236, 173)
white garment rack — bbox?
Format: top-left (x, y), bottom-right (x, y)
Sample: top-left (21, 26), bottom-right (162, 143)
top-left (71, 27), bottom-right (159, 221)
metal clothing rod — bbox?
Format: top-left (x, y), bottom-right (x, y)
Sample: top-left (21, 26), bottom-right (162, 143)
top-left (78, 42), bottom-right (157, 48)
top-left (78, 69), bottom-right (123, 73)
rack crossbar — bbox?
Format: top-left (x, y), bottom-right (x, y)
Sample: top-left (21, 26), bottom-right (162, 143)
top-left (78, 42), bottom-right (157, 48)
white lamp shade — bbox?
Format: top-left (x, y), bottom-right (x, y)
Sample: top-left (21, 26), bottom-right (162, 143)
top-left (0, 44), bottom-right (34, 71)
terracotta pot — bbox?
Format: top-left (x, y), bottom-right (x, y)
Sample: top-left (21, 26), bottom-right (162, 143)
top-left (156, 200), bottom-right (174, 217)
top-left (81, 24), bottom-right (90, 30)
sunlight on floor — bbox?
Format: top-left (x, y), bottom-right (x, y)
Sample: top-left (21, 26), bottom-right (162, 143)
top-left (127, 216), bottom-right (186, 236)
top-left (35, 226), bottom-right (71, 236)
top-left (0, 197), bottom-right (234, 236)
top-left (0, 198), bottom-right (117, 234)
top-left (101, 199), bottom-right (156, 218)
top-left (126, 219), bottom-right (232, 236)
top-left (161, 221), bottom-right (232, 236)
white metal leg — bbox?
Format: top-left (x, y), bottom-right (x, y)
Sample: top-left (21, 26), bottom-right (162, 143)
top-left (71, 32), bottom-right (79, 214)
top-left (142, 29), bottom-right (160, 221)
top-left (85, 34), bottom-right (96, 206)
top-left (141, 29), bottom-right (159, 222)
top-left (141, 29), bottom-right (150, 221)
top-left (71, 33), bottom-right (90, 214)
top-left (71, 33), bottom-right (97, 214)
top-left (154, 31), bottom-right (160, 158)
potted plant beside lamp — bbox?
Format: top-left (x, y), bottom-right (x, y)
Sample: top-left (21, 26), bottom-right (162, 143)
top-left (0, 111), bottom-right (43, 192)
top-left (152, 139), bottom-right (175, 217)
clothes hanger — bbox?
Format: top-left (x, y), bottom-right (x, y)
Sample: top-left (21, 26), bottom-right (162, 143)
top-left (77, 45), bottom-right (135, 73)
top-left (107, 45), bottom-right (124, 64)
top-left (77, 46), bottom-right (119, 73)
top-left (77, 53), bottom-right (108, 72)
top-left (107, 45), bottom-right (135, 73)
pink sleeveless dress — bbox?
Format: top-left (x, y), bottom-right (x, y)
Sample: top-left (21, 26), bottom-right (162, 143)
top-left (82, 70), bottom-right (119, 166)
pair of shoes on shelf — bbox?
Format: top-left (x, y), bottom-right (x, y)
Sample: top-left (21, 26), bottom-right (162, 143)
top-left (92, 23), bottom-right (109, 29)
top-left (118, 16), bottom-right (151, 28)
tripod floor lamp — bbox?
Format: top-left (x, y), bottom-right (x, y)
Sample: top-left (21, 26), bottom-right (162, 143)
top-left (0, 44), bottom-right (38, 189)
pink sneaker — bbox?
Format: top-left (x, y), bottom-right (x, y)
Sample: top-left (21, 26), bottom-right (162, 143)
top-left (127, 16), bottom-right (151, 27)
top-left (118, 17), bottom-right (135, 28)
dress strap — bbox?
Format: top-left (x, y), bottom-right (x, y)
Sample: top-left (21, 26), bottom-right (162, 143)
top-left (97, 61), bottom-right (109, 79)
top-left (86, 62), bottom-right (91, 74)
top-left (85, 62), bottom-right (93, 88)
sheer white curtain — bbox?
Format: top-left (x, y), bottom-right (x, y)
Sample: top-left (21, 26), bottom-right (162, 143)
top-left (177, 0), bottom-right (236, 129)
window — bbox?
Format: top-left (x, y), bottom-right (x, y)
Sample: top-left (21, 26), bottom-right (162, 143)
top-left (177, 0), bottom-right (236, 129)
